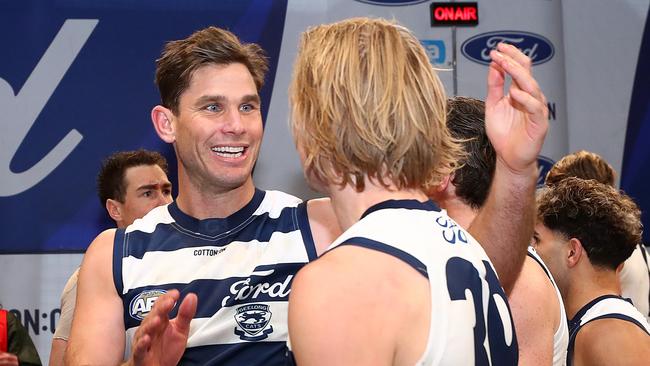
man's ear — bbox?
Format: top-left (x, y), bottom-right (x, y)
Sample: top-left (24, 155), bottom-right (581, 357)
top-left (152, 105), bottom-right (176, 143)
top-left (567, 237), bottom-right (584, 268)
top-left (106, 199), bottom-right (122, 223)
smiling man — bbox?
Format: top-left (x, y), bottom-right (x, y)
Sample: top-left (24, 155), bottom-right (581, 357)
top-left (66, 27), bottom-right (340, 366)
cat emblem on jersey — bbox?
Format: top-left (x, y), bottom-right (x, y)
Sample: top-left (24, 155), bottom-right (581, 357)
top-left (234, 303), bottom-right (274, 341)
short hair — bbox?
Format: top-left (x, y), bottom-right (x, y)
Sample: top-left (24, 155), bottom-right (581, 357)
top-left (155, 27), bottom-right (269, 114)
top-left (290, 18), bottom-right (462, 191)
top-left (536, 177), bottom-right (642, 270)
top-left (446, 97), bottom-right (494, 209)
top-left (545, 150), bottom-right (616, 187)
top-left (96, 149), bottom-right (169, 205)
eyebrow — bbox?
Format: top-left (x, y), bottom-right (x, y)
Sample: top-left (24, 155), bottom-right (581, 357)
top-left (136, 182), bottom-right (172, 191)
top-left (195, 94), bottom-right (260, 106)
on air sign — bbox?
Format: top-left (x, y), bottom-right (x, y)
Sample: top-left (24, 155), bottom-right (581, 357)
top-left (430, 2), bottom-right (478, 27)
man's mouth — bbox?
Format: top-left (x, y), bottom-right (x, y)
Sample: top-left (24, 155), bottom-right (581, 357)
top-left (211, 146), bottom-right (246, 158)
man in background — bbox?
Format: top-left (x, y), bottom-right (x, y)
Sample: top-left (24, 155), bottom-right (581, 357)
top-left (49, 149), bottom-right (172, 366)
top-left (429, 96), bottom-right (567, 365)
top-left (535, 177), bottom-right (650, 365)
top-left (546, 150), bottom-right (650, 321)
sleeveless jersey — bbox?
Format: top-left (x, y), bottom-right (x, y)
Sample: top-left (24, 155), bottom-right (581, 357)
top-left (527, 247), bottom-right (569, 366)
top-left (567, 295), bottom-right (650, 366)
top-left (113, 189), bottom-right (317, 365)
top-left (289, 199), bottom-right (518, 365)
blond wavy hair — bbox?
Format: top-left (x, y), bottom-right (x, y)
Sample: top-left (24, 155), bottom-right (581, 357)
top-left (290, 18), bottom-right (462, 191)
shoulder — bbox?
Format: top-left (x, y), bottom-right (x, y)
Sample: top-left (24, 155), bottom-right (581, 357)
top-left (575, 317), bottom-right (650, 364)
top-left (305, 197), bottom-right (341, 256)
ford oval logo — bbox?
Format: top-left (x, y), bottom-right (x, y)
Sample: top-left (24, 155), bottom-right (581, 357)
top-left (537, 155), bottom-right (556, 187)
top-left (461, 31), bottom-right (555, 66)
top-left (354, 0), bottom-right (429, 6)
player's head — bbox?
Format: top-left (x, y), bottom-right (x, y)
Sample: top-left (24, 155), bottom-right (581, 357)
top-left (152, 27), bottom-right (268, 193)
top-left (290, 17), bottom-right (461, 193)
top-left (438, 97), bottom-right (494, 209)
top-left (533, 177), bottom-right (641, 292)
top-left (97, 150), bottom-right (172, 228)
top-left (545, 150), bottom-right (616, 187)
top-left (155, 26), bottom-right (269, 115)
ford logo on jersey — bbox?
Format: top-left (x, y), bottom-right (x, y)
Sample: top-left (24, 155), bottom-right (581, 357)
top-left (234, 303), bottom-right (274, 341)
top-left (461, 31), bottom-right (555, 66)
top-left (129, 289), bottom-right (167, 320)
top-left (537, 155), bottom-right (556, 187)
top-left (354, 0), bottom-right (428, 6)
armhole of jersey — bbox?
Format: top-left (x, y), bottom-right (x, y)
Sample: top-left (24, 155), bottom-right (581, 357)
top-left (113, 228), bottom-right (125, 297)
top-left (296, 201), bottom-right (318, 262)
top-left (567, 312), bottom-right (650, 366)
top-left (334, 237), bottom-right (428, 279)
top-left (526, 250), bottom-right (552, 280)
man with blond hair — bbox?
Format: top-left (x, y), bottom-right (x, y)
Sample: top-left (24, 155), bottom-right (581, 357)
top-left (288, 18), bottom-right (548, 365)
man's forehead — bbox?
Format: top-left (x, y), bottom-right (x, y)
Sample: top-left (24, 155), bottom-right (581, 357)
top-left (124, 165), bottom-right (168, 187)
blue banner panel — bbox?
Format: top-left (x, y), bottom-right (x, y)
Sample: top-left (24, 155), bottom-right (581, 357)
top-left (0, 0), bottom-right (288, 253)
top-left (621, 8), bottom-right (650, 245)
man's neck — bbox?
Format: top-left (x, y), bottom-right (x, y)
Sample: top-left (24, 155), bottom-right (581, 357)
top-left (565, 268), bottom-right (621, 320)
top-left (176, 175), bottom-right (256, 220)
top-left (438, 196), bottom-right (478, 230)
top-left (329, 178), bottom-right (428, 231)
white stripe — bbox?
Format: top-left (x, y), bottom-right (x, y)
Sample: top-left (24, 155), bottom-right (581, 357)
top-left (253, 190), bottom-right (302, 219)
top-left (122, 230), bottom-right (307, 292)
top-left (125, 204), bottom-right (174, 234)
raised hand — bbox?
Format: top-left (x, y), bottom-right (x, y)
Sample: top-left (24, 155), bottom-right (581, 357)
top-left (127, 290), bottom-right (197, 366)
top-left (486, 42), bottom-right (549, 174)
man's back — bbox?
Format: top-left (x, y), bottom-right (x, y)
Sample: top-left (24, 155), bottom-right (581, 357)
top-left (290, 200), bottom-right (518, 365)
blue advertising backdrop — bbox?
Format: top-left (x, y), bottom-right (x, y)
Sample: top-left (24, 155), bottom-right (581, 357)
top-left (621, 6), bottom-right (650, 245)
top-left (0, 0), bottom-right (288, 253)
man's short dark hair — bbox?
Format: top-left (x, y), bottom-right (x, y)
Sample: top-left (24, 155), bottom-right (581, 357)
top-left (537, 177), bottom-right (642, 270)
top-left (155, 26), bottom-right (269, 114)
top-left (545, 150), bottom-right (616, 187)
top-left (446, 96), bottom-right (495, 209)
top-left (96, 149), bottom-right (168, 205)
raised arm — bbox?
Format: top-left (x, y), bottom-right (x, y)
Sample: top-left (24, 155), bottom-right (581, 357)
top-left (66, 229), bottom-right (126, 365)
top-left (469, 43), bottom-right (548, 294)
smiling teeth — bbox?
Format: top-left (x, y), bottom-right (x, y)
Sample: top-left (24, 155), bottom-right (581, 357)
top-left (212, 146), bottom-right (244, 158)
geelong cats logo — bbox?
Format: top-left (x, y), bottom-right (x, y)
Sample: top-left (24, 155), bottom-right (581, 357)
top-left (234, 303), bottom-right (274, 341)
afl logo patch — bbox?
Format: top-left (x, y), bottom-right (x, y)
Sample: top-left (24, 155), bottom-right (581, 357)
top-left (129, 289), bottom-right (167, 320)
top-left (234, 303), bottom-right (274, 341)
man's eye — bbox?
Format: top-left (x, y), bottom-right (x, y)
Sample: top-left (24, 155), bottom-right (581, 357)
top-left (142, 191), bottom-right (152, 197)
top-left (240, 104), bottom-right (256, 113)
top-left (206, 104), bottom-right (221, 112)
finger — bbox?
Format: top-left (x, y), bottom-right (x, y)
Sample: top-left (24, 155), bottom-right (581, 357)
top-left (174, 293), bottom-right (198, 334)
top-left (486, 59), bottom-right (505, 107)
top-left (131, 333), bottom-right (152, 365)
top-left (491, 49), bottom-right (542, 100)
top-left (509, 88), bottom-right (550, 129)
top-left (496, 43), bottom-right (532, 72)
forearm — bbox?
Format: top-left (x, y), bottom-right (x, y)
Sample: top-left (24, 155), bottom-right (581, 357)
top-left (469, 159), bottom-right (537, 293)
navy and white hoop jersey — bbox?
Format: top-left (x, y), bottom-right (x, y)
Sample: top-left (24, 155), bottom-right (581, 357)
top-left (527, 247), bottom-right (569, 366)
top-left (567, 295), bottom-right (650, 366)
top-left (317, 199), bottom-right (518, 365)
top-left (113, 189), bottom-right (317, 365)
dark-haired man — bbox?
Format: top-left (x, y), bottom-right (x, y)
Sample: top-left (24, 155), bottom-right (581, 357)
top-left (430, 96), bottom-right (567, 365)
top-left (534, 177), bottom-right (650, 365)
top-left (49, 150), bottom-right (172, 366)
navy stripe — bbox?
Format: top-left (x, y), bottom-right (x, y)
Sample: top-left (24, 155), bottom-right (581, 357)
top-left (526, 250), bottom-right (552, 280)
top-left (113, 228), bottom-right (124, 296)
top-left (296, 201), bottom-right (317, 262)
top-left (124, 206), bottom-right (300, 259)
top-left (331, 237), bottom-right (428, 278)
top-left (122, 262), bottom-right (302, 330)
top-left (179, 341), bottom-right (287, 366)
top-left (361, 199), bottom-right (441, 219)
top-left (168, 189), bottom-right (266, 235)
